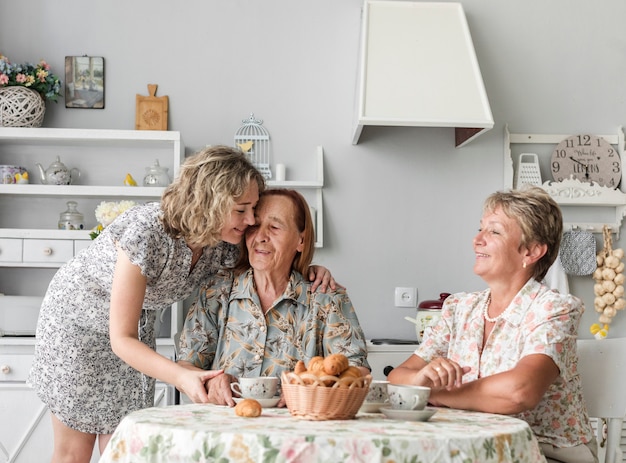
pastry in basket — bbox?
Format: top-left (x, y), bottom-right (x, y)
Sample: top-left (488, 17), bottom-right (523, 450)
top-left (281, 354), bottom-right (372, 420)
top-left (291, 354), bottom-right (368, 388)
top-left (323, 353), bottom-right (349, 376)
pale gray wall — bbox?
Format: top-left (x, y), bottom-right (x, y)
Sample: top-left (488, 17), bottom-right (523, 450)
top-left (3, 0), bottom-right (626, 340)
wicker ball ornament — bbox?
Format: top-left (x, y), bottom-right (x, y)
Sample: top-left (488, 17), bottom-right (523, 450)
top-left (0, 86), bottom-right (46, 127)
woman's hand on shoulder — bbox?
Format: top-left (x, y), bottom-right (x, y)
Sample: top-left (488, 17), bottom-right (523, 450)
top-left (308, 265), bottom-right (344, 292)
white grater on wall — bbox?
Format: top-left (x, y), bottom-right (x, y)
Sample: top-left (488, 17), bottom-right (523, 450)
top-left (515, 153), bottom-right (542, 188)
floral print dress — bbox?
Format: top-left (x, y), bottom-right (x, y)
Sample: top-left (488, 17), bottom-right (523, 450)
top-left (416, 278), bottom-right (595, 449)
top-left (28, 202), bottom-right (239, 434)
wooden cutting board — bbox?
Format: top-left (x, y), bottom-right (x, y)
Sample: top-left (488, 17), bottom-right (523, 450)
top-left (135, 84), bottom-right (168, 130)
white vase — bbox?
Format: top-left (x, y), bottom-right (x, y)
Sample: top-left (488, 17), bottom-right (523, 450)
top-left (0, 86), bottom-right (46, 127)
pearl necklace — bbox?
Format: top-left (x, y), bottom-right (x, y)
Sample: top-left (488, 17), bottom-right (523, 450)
top-left (482, 293), bottom-right (510, 323)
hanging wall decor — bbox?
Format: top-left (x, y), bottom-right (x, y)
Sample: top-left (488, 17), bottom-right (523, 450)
top-left (64, 56), bottom-right (105, 109)
top-left (234, 113), bottom-right (272, 180)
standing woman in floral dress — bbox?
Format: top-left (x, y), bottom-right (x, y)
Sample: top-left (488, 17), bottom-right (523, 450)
top-left (28, 146), bottom-right (335, 463)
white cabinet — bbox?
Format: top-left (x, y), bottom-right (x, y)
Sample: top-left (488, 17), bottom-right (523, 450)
top-left (366, 342), bottom-right (417, 381)
top-left (0, 340), bottom-right (176, 463)
top-left (505, 126), bottom-right (626, 236)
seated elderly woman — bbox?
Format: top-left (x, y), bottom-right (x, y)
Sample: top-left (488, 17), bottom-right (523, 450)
top-left (388, 187), bottom-right (597, 463)
top-left (178, 189), bottom-right (370, 406)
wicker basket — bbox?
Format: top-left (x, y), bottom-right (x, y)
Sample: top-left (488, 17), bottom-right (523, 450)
top-left (281, 371), bottom-right (372, 420)
top-left (0, 86), bottom-right (46, 127)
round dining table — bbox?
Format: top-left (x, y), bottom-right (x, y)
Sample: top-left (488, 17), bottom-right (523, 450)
top-left (100, 403), bottom-right (546, 463)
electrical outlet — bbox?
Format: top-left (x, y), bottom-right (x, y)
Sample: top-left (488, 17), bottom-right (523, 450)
top-left (394, 287), bottom-right (417, 308)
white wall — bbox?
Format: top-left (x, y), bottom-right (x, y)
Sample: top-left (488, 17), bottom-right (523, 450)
top-left (2, 0), bottom-right (626, 340)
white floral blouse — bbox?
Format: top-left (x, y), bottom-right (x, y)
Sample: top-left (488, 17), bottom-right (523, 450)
top-left (416, 278), bottom-right (594, 449)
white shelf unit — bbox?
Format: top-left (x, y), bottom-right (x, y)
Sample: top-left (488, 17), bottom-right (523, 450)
top-left (505, 125), bottom-right (626, 237)
top-left (0, 127), bottom-right (184, 338)
top-left (266, 145), bottom-right (324, 248)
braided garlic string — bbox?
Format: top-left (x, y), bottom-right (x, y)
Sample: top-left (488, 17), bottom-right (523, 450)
top-left (591, 225), bottom-right (625, 338)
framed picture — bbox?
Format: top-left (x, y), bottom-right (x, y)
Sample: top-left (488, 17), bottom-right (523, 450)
top-left (64, 56), bottom-right (105, 109)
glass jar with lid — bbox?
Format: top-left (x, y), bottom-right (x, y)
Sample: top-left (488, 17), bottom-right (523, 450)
top-left (143, 159), bottom-right (170, 187)
top-left (58, 201), bottom-right (85, 230)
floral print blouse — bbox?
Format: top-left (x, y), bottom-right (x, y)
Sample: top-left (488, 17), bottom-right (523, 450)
top-left (178, 268), bottom-right (370, 379)
top-left (416, 278), bottom-right (594, 449)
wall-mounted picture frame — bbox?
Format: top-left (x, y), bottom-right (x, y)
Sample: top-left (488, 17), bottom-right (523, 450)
top-left (64, 56), bottom-right (105, 109)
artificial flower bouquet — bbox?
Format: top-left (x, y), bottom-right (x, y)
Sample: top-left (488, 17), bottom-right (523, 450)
top-left (90, 200), bottom-right (137, 240)
top-left (0, 53), bottom-right (62, 102)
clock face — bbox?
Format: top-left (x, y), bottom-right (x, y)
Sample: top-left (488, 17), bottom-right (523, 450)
top-left (550, 134), bottom-right (622, 188)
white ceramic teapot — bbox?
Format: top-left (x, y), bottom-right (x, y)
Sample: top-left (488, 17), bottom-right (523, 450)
top-left (36, 156), bottom-right (81, 185)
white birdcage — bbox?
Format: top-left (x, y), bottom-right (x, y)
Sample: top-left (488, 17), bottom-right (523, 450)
top-left (234, 113), bottom-right (272, 180)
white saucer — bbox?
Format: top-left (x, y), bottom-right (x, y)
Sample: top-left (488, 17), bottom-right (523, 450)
top-left (233, 396), bottom-right (280, 408)
top-left (359, 402), bottom-right (387, 413)
top-left (380, 406), bottom-right (437, 422)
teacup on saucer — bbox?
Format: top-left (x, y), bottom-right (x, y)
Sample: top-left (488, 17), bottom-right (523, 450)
top-left (380, 406), bottom-right (437, 422)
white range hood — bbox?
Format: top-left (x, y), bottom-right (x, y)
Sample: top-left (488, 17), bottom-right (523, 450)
top-left (352, 1), bottom-right (494, 148)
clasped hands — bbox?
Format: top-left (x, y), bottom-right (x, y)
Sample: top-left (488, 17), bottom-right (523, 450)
top-left (420, 357), bottom-right (471, 392)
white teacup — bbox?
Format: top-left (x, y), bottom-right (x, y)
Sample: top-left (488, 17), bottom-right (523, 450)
top-left (366, 380), bottom-right (389, 403)
top-left (230, 376), bottom-right (279, 399)
top-left (387, 384), bottom-right (430, 410)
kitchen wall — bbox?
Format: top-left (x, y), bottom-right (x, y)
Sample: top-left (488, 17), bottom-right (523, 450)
top-left (2, 0), bottom-right (626, 340)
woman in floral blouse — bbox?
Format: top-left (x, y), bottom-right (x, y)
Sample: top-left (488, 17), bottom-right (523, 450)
top-left (388, 187), bottom-right (597, 463)
top-left (178, 189), bottom-right (370, 406)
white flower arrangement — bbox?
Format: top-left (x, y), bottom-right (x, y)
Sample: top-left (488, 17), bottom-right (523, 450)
top-left (90, 200), bottom-right (137, 239)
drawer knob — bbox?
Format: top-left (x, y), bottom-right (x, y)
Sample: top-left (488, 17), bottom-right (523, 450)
top-left (43, 247), bottom-right (53, 256)
top-left (1, 365), bottom-right (10, 374)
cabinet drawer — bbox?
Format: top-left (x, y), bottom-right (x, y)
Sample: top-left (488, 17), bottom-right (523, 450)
top-left (74, 239), bottom-right (92, 255)
top-left (23, 239), bottom-right (73, 264)
top-left (0, 238), bottom-right (23, 262)
top-left (0, 354), bottom-right (34, 382)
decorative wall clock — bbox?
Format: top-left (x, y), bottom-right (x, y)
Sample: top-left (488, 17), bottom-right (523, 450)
top-left (550, 134), bottom-right (621, 188)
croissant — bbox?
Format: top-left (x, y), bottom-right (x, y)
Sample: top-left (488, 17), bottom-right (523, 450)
top-left (323, 353), bottom-right (349, 376)
top-left (307, 356), bottom-right (326, 376)
top-left (234, 398), bottom-right (262, 417)
top-left (294, 360), bottom-right (307, 375)
top-left (338, 365), bottom-right (362, 379)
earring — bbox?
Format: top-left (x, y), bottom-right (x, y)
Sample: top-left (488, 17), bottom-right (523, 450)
top-left (523, 262), bottom-right (527, 269)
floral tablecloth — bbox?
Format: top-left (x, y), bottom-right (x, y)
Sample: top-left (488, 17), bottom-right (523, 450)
top-left (100, 404), bottom-right (546, 463)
